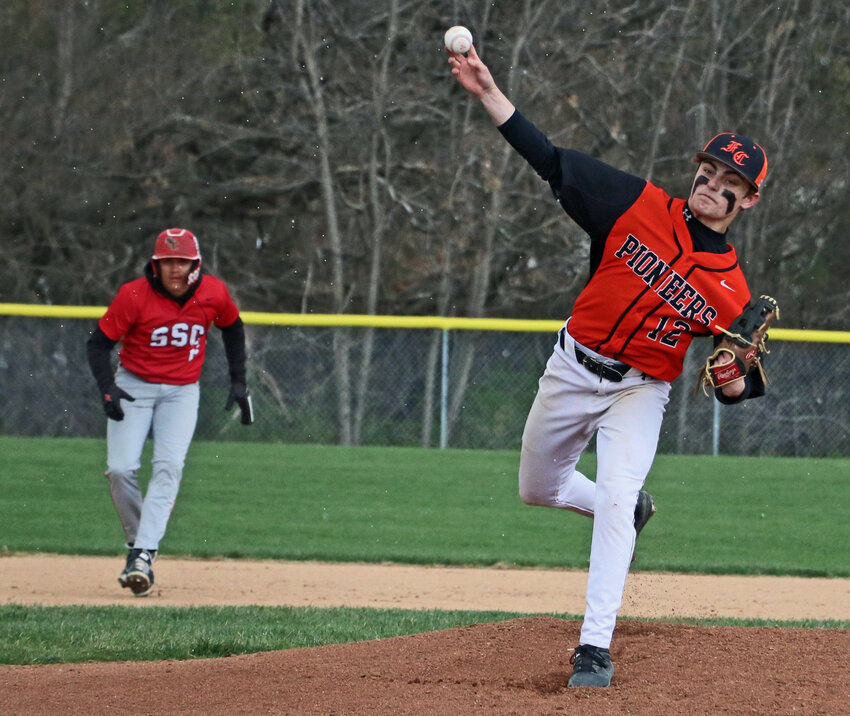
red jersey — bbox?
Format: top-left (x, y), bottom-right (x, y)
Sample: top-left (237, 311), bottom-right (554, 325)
top-left (98, 274), bottom-right (240, 385)
top-left (569, 186), bottom-right (750, 381)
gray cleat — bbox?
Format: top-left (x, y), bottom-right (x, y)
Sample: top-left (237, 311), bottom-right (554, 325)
top-left (568, 644), bottom-right (614, 687)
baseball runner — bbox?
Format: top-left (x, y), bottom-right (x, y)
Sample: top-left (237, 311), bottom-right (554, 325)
top-left (86, 228), bottom-right (253, 597)
top-left (448, 45), bottom-right (774, 686)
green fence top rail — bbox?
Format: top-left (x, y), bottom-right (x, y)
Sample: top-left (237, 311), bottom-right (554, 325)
top-left (0, 302), bottom-right (847, 342)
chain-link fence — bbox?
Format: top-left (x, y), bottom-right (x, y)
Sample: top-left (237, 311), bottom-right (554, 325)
top-left (1, 314), bottom-right (848, 457)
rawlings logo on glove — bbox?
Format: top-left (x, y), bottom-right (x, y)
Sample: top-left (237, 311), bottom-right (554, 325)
top-left (695, 295), bottom-right (779, 396)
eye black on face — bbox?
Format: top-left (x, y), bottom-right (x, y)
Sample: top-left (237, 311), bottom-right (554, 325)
top-left (692, 174), bottom-right (710, 194)
top-left (721, 189), bottom-right (736, 214)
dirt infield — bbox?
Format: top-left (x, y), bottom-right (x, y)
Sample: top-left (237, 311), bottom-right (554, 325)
top-left (2, 554), bottom-right (849, 714)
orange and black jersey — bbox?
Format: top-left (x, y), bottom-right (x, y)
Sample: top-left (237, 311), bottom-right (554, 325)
top-left (499, 110), bottom-right (757, 388)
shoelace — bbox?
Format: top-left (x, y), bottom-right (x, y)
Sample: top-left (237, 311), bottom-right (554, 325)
top-left (132, 555), bottom-right (152, 571)
top-left (570, 646), bottom-right (609, 671)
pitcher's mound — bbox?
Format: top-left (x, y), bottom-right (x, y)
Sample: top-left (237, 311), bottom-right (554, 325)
top-left (3, 616), bottom-right (847, 714)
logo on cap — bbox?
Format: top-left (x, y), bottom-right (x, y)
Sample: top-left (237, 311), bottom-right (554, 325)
top-left (717, 140), bottom-right (753, 168)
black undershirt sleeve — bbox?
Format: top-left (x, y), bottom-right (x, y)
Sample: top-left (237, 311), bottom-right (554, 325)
top-left (554, 149), bottom-right (646, 239)
top-left (86, 327), bottom-right (118, 394)
top-left (497, 110), bottom-right (561, 181)
top-left (498, 110), bottom-right (646, 278)
top-left (219, 317), bottom-right (247, 384)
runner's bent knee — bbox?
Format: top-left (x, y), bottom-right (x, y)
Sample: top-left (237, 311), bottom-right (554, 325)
top-left (105, 467), bottom-right (138, 484)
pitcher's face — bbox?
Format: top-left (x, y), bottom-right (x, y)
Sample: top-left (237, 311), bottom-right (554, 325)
top-left (689, 159), bottom-right (759, 232)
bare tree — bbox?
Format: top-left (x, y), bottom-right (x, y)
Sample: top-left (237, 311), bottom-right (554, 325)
top-left (1, 0), bottom-right (849, 420)
top-left (350, 0), bottom-right (401, 444)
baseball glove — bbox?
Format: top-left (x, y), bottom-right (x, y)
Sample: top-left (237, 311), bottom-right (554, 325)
top-left (695, 295), bottom-right (779, 396)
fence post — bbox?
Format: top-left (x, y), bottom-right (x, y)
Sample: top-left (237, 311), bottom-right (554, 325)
top-left (440, 329), bottom-right (449, 449)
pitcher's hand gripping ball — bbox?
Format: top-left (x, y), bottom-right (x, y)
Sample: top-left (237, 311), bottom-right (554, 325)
top-left (444, 26), bottom-right (473, 54)
top-left (695, 295), bottom-right (779, 395)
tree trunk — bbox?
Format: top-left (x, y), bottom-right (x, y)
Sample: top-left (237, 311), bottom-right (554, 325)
top-left (53, 3), bottom-right (74, 136)
top-left (353, 0), bottom-right (399, 444)
top-left (294, 0), bottom-right (352, 444)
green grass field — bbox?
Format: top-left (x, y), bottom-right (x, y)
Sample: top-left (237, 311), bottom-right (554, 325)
top-left (1, 436), bottom-right (848, 664)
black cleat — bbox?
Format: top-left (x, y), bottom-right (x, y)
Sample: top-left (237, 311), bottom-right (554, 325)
top-left (123, 549), bottom-right (155, 597)
top-left (568, 644), bottom-right (614, 687)
top-left (117, 549), bottom-right (135, 589)
top-left (631, 490), bottom-right (656, 562)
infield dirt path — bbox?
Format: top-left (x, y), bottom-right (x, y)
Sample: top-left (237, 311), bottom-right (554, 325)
top-left (2, 553), bottom-right (850, 621)
top-left (2, 554), bottom-right (849, 715)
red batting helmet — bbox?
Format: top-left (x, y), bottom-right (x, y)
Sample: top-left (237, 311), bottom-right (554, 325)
top-left (151, 228), bottom-right (202, 285)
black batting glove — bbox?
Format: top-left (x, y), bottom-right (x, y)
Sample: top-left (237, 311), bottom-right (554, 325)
top-left (225, 382), bottom-right (254, 425)
top-left (103, 383), bottom-right (135, 421)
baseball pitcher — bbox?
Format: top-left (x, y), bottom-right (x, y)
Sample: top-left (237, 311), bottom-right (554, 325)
top-left (448, 44), bottom-right (776, 686)
top-left (86, 228), bottom-right (253, 597)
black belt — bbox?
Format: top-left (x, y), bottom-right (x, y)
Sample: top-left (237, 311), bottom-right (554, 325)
top-left (559, 329), bottom-right (631, 383)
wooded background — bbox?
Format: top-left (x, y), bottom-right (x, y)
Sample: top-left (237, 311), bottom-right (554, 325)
top-left (2, 1), bottom-right (848, 329)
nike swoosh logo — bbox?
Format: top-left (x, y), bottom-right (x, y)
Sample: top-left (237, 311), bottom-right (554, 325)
top-left (720, 280), bottom-right (735, 292)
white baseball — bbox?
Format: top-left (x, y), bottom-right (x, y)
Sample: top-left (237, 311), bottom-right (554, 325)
top-left (444, 26), bottom-right (473, 54)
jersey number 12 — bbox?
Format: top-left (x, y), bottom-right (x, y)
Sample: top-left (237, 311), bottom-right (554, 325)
top-left (646, 317), bottom-right (688, 347)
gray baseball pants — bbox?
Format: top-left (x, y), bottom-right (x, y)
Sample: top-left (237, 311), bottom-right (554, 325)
top-left (105, 366), bottom-right (199, 552)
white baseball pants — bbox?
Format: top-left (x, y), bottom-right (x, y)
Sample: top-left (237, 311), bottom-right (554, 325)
top-left (519, 322), bottom-right (671, 648)
top-left (105, 366), bottom-right (199, 552)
